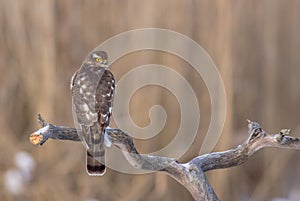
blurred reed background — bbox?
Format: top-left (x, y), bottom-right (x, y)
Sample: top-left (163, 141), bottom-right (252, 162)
top-left (1, 0), bottom-right (300, 201)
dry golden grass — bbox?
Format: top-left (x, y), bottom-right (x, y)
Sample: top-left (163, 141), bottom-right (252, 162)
top-left (1, 0), bottom-right (300, 200)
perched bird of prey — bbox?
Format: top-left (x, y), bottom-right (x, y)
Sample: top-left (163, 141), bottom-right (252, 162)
top-left (70, 51), bottom-right (115, 176)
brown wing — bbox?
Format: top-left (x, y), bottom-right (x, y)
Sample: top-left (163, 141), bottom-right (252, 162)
top-left (71, 63), bottom-right (115, 176)
top-left (71, 64), bottom-right (104, 126)
top-left (86, 69), bottom-right (114, 175)
top-left (96, 69), bottom-right (115, 128)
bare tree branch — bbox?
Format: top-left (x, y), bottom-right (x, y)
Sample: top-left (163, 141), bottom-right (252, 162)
top-left (191, 121), bottom-right (299, 172)
top-left (29, 115), bottom-right (300, 201)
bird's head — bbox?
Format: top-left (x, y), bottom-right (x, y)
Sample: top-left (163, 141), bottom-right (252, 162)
top-left (86, 50), bottom-right (108, 67)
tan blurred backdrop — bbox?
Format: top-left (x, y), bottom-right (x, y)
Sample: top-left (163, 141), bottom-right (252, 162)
top-left (1, 0), bottom-right (300, 201)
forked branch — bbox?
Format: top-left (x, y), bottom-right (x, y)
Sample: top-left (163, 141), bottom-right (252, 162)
top-left (29, 115), bottom-right (300, 201)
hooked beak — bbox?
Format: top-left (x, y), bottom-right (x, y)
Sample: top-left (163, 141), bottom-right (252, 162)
top-left (100, 63), bottom-right (108, 68)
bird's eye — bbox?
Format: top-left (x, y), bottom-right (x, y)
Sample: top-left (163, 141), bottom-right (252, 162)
top-left (95, 57), bottom-right (101, 62)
